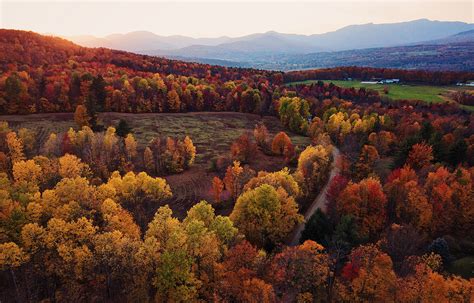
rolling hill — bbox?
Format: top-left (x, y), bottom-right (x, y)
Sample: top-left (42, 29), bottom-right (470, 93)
top-left (257, 40), bottom-right (474, 71)
top-left (65, 19), bottom-right (474, 71)
top-left (69, 19), bottom-right (474, 55)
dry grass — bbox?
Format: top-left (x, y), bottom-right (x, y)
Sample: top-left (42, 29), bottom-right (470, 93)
top-left (1, 112), bottom-right (311, 218)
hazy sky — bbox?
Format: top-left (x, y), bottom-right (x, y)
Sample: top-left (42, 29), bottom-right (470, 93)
top-left (1, 0), bottom-right (472, 37)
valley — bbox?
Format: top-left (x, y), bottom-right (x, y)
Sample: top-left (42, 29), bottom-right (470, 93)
top-left (0, 22), bottom-right (473, 302)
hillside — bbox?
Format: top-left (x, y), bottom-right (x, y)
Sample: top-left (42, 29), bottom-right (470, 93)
top-left (0, 29), bottom-right (271, 80)
top-left (1, 29), bottom-right (474, 303)
top-left (0, 29), bottom-right (285, 115)
top-left (147, 21), bottom-right (474, 71)
top-left (265, 41), bottom-right (474, 71)
top-left (70, 19), bottom-right (474, 56)
top-left (2, 29), bottom-right (474, 116)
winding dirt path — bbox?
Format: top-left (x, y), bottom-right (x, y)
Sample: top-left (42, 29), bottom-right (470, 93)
top-left (288, 146), bottom-right (341, 246)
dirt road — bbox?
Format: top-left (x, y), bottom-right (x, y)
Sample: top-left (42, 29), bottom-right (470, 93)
top-left (288, 146), bottom-right (341, 246)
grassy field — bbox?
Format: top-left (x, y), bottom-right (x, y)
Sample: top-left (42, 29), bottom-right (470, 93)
top-left (0, 112), bottom-right (311, 218)
top-left (101, 112), bottom-right (310, 164)
top-left (287, 79), bottom-right (474, 105)
top-left (1, 112), bottom-right (309, 165)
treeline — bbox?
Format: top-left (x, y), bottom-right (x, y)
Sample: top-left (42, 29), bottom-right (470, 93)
top-left (284, 66), bottom-right (474, 85)
top-left (2, 30), bottom-right (473, 118)
top-left (0, 29), bottom-right (281, 82)
top-left (0, 29), bottom-right (282, 115)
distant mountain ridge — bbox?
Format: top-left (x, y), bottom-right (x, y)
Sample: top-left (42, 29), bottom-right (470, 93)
top-left (67, 19), bottom-right (474, 55)
top-left (67, 31), bottom-right (233, 52)
top-left (62, 19), bottom-right (474, 71)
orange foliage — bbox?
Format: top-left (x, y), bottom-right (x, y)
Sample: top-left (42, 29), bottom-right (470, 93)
top-left (337, 178), bottom-right (387, 239)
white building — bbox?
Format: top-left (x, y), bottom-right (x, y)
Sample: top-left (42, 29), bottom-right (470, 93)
top-left (378, 79), bottom-right (400, 84)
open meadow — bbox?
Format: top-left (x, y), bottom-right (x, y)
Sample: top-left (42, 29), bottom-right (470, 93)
top-left (1, 112), bottom-right (310, 218)
top-left (288, 79), bottom-right (474, 108)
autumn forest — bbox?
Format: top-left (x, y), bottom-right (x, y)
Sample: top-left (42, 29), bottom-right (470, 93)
top-left (0, 28), bottom-right (473, 303)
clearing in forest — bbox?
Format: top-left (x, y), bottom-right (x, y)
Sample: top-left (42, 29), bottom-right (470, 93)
top-left (1, 112), bottom-right (311, 218)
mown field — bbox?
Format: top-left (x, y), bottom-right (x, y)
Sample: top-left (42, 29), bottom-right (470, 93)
top-left (1, 112), bottom-right (311, 218)
top-left (287, 79), bottom-right (474, 106)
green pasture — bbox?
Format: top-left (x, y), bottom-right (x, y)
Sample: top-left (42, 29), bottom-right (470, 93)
top-left (287, 79), bottom-right (474, 105)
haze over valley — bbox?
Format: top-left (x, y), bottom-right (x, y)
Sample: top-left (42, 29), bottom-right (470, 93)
top-left (66, 19), bottom-right (474, 71)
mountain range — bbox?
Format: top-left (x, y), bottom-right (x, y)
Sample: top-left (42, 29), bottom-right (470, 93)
top-left (66, 19), bottom-right (474, 71)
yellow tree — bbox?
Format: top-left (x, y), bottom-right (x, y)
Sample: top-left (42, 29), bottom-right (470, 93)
top-left (183, 201), bottom-right (237, 247)
top-left (183, 136), bottom-right (196, 168)
top-left (0, 242), bottom-right (29, 301)
top-left (32, 156), bottom-right (60, 189)
top-left (167, 89), bottom-right (181, 112)
top-left (58, 153), bottom-right (90, 179)
top-left (93, 230), bottom-right (145, 300)
top-left (326, 112), bottom-right (347, 141)
top-left (12, 159), bottom-right (42, 188)
top-left (74, 104), bottom-right (90, 128)
top-left (6, 131), bottom-right (25, 163)
top-left (124, 134), bottom-right (138, 162)
top-left (52, 176), bottom-right (99, 216)
top-left (230, 184), bottom-right (302, 247)
top-left (18, 128), bottom-right (36, 156)
top-left (100, 198), bottom-right (141, 239)
top-left (106, 171), bottom-right (172, 226)
top-left (21, 217), bottom-right (97, 300)
top-left (144, 206), bottom-right (199, 302)
top-left (42, 133), bottom-right (59, 156)
top-left (103, 127), bottom-right (119, 166)
top-left (244, 168), bottom-right (301, 198)
top-left (182, 201), bottom-right (237, 299)
top-left (295, 145), bottom-right (331, 195)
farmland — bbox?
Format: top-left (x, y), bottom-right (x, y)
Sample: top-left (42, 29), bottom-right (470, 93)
top-left (288, 79), bottom-right (474, 105)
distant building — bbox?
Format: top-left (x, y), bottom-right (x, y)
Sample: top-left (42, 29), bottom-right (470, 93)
top-left (378, 79), bottom-right (400, 84)
top-left (361, 78), bottom-right (400, 84)
top-left (456, 81), bottom-right (474, 86)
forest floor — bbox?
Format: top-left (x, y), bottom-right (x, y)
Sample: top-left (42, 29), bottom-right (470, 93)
top-left (0, 112), bottom-right (310, 219)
